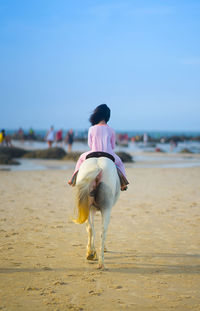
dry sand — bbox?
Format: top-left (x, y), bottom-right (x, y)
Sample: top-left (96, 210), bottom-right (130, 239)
top-left (0, 165), bottom-right (200, 310)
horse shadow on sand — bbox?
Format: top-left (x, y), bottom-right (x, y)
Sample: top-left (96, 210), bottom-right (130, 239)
top-left (1, 252), bottom-right (200, 275)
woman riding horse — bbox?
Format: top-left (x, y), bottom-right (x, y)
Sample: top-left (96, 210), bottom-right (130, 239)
top-left (68, 104), bottom-right (129, 191)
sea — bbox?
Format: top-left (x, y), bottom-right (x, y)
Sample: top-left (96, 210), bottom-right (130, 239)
top-left (6, 129), bottom-right (200, 140)
top-left (6, 128), bottom-right (200, 154)
top-left (1, 129), bottom-right (200, 170)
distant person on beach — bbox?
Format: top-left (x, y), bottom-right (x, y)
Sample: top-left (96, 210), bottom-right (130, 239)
top-left (18, 127), bottom-right (24, 142)
top-left (143, 133), bottom-right (148, 145)
top-left (68, 104), bottom-right (129, 191)
top-left (56, 129), bottom-right (63, 147)
top-left (0, 129), bottom-right (12, 147)
top-left (0, 129), bottom-right (5, 145)
top-left (170, 139), bottom-right (177, 152)
top-left (28, 127), bottom-right (35, 140)
top-left (117, 133), bottom-right (129, 147)
top-left (46, 126), bottom-right (55, 148)
top-left (65, 129), bottom-right (74, 153)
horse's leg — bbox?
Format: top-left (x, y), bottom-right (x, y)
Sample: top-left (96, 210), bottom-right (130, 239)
top-left (86, 208), bottom-right (97, 261)
top-left (98, 207), bottom-right (111, 269)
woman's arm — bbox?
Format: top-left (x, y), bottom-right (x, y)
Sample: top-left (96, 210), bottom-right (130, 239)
top-left (88, 127), bottom-right (93, 148)
top-left (111, 129), bottom-right (116, 149)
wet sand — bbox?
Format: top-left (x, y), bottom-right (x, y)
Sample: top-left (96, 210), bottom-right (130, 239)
top-left (0, 167), bottom-right (200, 310)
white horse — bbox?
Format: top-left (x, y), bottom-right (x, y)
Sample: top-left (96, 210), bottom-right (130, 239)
top-left (73, 156), bottom-right (120, 269)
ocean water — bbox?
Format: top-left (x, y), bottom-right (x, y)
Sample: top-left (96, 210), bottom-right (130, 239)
top-left (5, 129), bottom-right (200, 139)
top-left (11, 138), bottom-right (200, 154)
top-left (1, 128), bottom-right (200, 171)
top-left (1, 139), bottom-right (200, 171)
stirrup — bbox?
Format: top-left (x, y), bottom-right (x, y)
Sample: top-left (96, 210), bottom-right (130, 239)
top-left (117, 168), bottom-right (129, 188)
top-left (68, 170), bottom-right (78, 186)
top-left (121, 186), bottom-right (128, 191)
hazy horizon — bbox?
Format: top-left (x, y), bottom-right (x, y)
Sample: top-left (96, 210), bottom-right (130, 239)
top-left (4, 127), bottom-right (200, 135)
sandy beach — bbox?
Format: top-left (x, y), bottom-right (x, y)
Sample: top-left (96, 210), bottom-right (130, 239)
top-left (0, 164), bottom-right (200, 310)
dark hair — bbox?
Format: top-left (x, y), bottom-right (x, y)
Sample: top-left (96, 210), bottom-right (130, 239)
top-left (89, 104), bottom-right (111, 125)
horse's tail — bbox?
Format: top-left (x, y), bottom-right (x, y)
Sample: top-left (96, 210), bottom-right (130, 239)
top-left (74, 166), bottom-right (102, 224)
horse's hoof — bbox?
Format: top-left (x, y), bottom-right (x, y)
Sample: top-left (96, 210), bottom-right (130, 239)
top-left (86, 251), bottom-right (97, 261)
top-left (97, 263), bottom-right (108, 270)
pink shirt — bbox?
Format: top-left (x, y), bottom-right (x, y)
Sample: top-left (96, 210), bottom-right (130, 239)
top-left (73, 123), bottom-right (126, 177)
top-left (88, 124), bottom-right (115, 154)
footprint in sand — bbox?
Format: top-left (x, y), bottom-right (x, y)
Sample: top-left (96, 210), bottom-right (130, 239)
top-left (10, 262), bottom-right (21, 266)
top-left (42, 266), bottom-right (53, 271)
top-left (115, 285), bottom-right (123, 289)
top-left (65, 304), bottom-right (84, 311)
top-left (88, 290), bottom-right (102, 296)
top-left (26, 287), bottom-right (41, 291)
top-left (11, 232), bottom-right (19, 236)
top-left (190, 202), bottom-right (198, 207)
top-left (53, 280), bottom-right (67, 286)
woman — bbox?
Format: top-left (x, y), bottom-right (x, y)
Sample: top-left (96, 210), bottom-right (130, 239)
top-left (46, 126), bottom-right (55, 148)
top-left (68, 104), bottom-right (128, 190)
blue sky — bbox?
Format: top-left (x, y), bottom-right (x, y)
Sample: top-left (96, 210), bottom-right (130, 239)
top-left (0, 0), bottom-right (200, 131)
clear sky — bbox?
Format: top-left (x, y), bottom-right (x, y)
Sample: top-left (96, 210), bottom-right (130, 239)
top-left (0, 0), bottom-right (200, 131)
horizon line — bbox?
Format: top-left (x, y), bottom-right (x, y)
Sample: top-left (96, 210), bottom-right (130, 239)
top-left (4, 128), bottom-right (200, 133)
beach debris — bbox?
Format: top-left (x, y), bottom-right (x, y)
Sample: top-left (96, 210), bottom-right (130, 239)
top-left (63, 151), bottom-right (133, 162)
top-left (62, 152), bottom-right (82, 161)
top-left (0, 146), bottom-right (27, 164)
top-left (0, 153), bottom-right (20, 165)
top-left (155, 147), bottom-right (165, 153)
top-left (179, 148), bottom-right (193, 154)
top-left (0, 146), bottom-right (133, 165)
top-left (116, 152), bottom-right (133, 163)
top-left (23, 147), bottom-right (66, 159)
